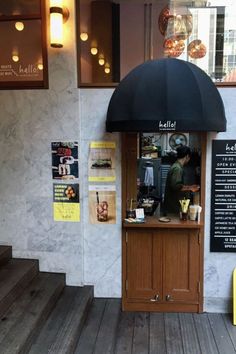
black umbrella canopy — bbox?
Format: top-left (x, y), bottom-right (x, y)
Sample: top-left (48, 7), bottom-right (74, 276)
top-left (106, 58), bottom-right (226, 132)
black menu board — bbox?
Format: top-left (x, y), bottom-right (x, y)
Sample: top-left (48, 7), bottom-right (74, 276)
top-left (210, 140), bottom-right (236, 252)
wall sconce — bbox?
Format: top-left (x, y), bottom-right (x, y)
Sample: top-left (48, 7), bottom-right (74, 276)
top-left (50, 0), bottom-right (69, 48)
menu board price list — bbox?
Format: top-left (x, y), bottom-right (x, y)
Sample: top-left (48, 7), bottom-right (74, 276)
top-left (210, 140), bottom-right (236, 252)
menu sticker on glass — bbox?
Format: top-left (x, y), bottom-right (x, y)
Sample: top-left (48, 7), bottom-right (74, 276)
top-left (88, 185), bottom-right (116, 224)
top-left (51, 142), bottom-right (79, 180)
top-left (210, 140), bottom-right (236, 252)
top-left (53, 183), bottom-right (80, 222)
top-left (88, 141), bottom-right (116, 182)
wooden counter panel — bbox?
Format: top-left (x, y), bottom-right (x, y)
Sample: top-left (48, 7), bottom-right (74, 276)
top-left (123, 216), bottom-right (204, 229)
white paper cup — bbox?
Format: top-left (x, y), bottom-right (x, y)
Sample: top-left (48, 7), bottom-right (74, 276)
top-left (189, 205), bottom-right (198, 221)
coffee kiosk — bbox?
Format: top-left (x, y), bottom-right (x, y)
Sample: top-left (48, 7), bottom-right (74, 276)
top-left (106, 59), bottom-right (227, 313)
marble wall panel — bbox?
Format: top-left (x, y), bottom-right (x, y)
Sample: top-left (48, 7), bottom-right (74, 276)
top-left (0, 1), bottom-right (83, 286)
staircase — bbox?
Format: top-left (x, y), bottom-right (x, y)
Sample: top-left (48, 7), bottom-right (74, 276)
top-left (0, 245), bottom-right (93, 354)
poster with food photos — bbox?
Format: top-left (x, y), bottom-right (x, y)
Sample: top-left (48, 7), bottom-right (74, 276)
top-left (88, 141), bottom-right (116, 182)
top-left (89, 185), bottom-right (116, 224)
top-left (51, 142), bottom-right (78, 180)
top-left (53, 183), bottom-right (80, 222)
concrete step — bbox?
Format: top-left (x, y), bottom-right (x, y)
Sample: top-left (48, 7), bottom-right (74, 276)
top-left (0, 272), bottom-right (65, 354)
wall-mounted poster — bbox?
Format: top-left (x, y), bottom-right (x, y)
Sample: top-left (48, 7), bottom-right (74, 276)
top-left (210, 140), bottom-right (236, 252)
top-left (89, 185), bottom-right (116, 224)
top-left (53, 183), bottom-right (80, 222)
top-left (51, 142), bottom-right (78, 180)
top-left (88, 141), bottom-right (116, 182)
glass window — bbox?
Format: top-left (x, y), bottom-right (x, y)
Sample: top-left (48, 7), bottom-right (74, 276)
top-left (0, 0), bottom-right (48, 89)
top-left (77, 0), bottom-right (236, 86)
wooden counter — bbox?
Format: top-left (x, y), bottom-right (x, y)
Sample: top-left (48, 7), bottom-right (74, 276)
top-left (123, 215), bottom-right (204, 229)
top-left (122, 215), bottom-right (204, 313)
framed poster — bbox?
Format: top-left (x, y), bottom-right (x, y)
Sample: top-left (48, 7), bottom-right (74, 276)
top-left (53, 183), bottom-right (80, 222)
top-left (51, 142), bottom-right (79, 180)
top-left (88, 185), bottom-right (116, 224)
top-left (210, 140), bottom-right (236, 252)
top-left (88, 141), bottom-right (116, 182)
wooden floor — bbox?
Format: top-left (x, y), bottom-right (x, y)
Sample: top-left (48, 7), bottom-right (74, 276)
top-left (75, 299), bottom-right (236, 354)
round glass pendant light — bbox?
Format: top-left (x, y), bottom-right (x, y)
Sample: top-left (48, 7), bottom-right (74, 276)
top-left (188, 40), bottom-right (207, 59)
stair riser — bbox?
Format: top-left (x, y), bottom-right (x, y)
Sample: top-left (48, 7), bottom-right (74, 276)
top-left (0, 262), bottom-right (38, 317)
top-left (0, 247), bottom-right (12, 267)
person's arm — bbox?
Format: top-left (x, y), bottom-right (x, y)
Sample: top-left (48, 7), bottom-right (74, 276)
top-left (170, 167), bottom-right (200, 193)
top-left (170, 167), bottom-right (184, 191)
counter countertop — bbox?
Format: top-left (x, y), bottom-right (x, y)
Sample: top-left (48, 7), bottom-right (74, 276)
top-left (123, 215), bottom-right (204, 229)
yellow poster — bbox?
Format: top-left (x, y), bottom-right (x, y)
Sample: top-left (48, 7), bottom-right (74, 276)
top-left (88, 141), bottom-right (116, 182)
top-left (53, 183), bottom-right (80, 222)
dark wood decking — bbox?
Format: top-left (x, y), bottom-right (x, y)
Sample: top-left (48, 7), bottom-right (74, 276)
top-left (75, 299), bottom-right (236, 354)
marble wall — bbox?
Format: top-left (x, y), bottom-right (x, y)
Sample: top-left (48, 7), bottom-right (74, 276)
top-left (0, 0), bottom-right (83, 286)
top-left (79, 89), bottom-right (121, 297)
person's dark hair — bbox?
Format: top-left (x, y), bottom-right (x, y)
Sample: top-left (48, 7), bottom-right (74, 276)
top-left (176, 146), bottom-right (191, 159)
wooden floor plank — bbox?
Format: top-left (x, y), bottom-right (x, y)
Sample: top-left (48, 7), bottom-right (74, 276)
top-left (29, 286), bottom-right (85, 354)
top-left (193, 313), bottom-right (219, 354)
top-left (0, 272), bottom-right (65, 354)
top-left (74, 298), bottom-right (107, 354)
top-left (222, 313), bottom-right (236, 351)
top-left (164, 313), bottom-right (183, 354)
top-left (179, 313), bottom-right (201, 354)
top-left (208, 313), bottom-right (235, 354)
top-left (149, 313), bottom-right (166, 354)
top-left (47, 286), bottom-right (93, 354)
top-left (132, 312), bottom-right (149, 354)
top-left (114, 311), bottom-right (134, 354)
top-left (93, 299), bottom-right (121, 354)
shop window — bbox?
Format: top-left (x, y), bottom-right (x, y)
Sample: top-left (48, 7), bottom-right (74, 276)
top-left (0, 0), bottom-right (48, 89)
top-left (77, 0), bottom-right (236, 87)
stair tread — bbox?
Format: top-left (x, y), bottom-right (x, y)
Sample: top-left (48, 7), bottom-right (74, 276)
top-left (29, 285), bottom-right (93, 354)
top-left (0, 259), bottom-right (38, 302)
top-left (0, 272), bottom-right (65, 354)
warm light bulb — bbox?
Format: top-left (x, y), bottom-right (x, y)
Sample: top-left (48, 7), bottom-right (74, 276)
top-left (15, 22), bottom-right (24, 31)
top-left (104, 64), bottom-right (110, 74)
top-left (37, 63), bottom-right (44, 70)
top-left (91, 47), bottom-right (98, 55)
top-left (12, 55), bottom-right (19, 62)
top-left (98, 57), bottom-right (105, 66)
top-left (80, 32), bottom-right (88, 41)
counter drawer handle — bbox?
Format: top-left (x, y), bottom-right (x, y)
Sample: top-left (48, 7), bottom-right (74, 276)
top-left (150, 294), bottom-right (159, 302)
top-left (166, 294), bottom-right (172, 301)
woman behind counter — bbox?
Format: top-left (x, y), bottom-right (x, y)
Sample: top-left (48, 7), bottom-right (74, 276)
top-left (163, 146), bottom-right (200, 215)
